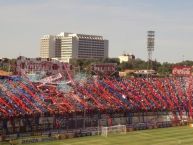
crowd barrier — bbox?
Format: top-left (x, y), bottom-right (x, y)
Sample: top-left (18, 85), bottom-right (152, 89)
top-left (1, 121), bottom-right (189, 144)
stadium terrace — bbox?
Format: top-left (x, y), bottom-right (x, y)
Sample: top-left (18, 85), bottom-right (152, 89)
top-left (0, 75), bottom-right (192, 139)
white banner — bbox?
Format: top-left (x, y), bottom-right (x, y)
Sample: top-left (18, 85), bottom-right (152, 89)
top-left (40, 73), bottom-right (62, 84)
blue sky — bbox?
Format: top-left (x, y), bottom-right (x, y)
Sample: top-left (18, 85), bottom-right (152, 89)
top-left (0, 0), bottom-right (193, 62)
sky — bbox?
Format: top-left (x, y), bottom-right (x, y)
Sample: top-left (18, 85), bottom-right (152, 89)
top-left (0, 0), bottom-right (193, 62)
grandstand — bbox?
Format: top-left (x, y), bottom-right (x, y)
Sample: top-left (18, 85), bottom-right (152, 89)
top-left (0, 76), bottom-right (192, 116)
top-left (0, 74), bottom-right (192, 141)
top-left (0, 57), bottom-right (193, 144)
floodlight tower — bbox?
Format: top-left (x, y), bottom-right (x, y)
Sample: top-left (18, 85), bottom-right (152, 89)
top-left (147, 31), bottom-right (155, 72)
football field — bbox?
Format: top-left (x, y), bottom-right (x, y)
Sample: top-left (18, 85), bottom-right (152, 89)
top-left (15, 126), bottom-right (193, 145)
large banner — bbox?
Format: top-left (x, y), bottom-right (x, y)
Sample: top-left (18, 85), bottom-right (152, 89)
top-left (172, 66), bottom-right (192, 76)
top-left (91, 63), bottom-right (117, 75)
top-left (40, 73), bottom-right (62, 84)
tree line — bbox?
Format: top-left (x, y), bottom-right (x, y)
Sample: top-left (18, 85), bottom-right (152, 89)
top-left (70, 58), bottom-right (193, 76)
top-left (0, 57), bottom-right (193, 76)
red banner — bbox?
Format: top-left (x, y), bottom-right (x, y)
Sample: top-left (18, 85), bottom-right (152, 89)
top-left (172, 66), bottom-right (192, 76)
top-left (92, 63), bottom-right (117, 74)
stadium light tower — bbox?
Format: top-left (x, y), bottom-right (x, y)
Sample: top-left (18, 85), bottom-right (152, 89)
top-left (147, 31), bottom-right (155, 72)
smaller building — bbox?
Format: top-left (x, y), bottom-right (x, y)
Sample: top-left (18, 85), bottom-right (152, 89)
top-left (119, 69), bottom-right (157, 77)
top-left (118, 53), bottom-right (135, 63)
top-left (119, 69), bottom-right (136, 77)
top-left (134, 70), bottom-right (156, 77)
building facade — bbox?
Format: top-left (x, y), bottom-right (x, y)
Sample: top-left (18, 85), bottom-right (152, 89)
top-left (118, 53), bottom-right (135, 63)
top-left (40, 35), bottom-right (55, 58)
top-left (55, 36), bottom-right (62, 58)
top-left (40, 33), bottom-right (109, 62)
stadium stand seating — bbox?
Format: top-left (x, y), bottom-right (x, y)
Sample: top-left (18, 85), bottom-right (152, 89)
top-left (0, 76), bottom-right (192, 119)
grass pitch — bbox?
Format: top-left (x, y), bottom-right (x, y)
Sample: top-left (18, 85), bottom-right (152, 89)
top-left (8, 126), bottom-right (193, 145)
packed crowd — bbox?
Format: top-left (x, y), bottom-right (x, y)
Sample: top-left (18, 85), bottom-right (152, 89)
top-left (0, 76), bottom-right (48, 117)
top-left (0, 76), bottom-right (192, 118)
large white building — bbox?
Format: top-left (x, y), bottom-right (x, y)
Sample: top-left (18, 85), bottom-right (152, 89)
top-left (40, 32), bottom-right (109, 62)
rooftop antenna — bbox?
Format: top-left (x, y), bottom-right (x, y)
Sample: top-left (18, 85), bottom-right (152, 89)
top-left (19, 51), bottom-right (21, 57)
top-left (123, 50), bottom-right (126, 55)
top-left (182, 55), bottom-right (185, 62)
